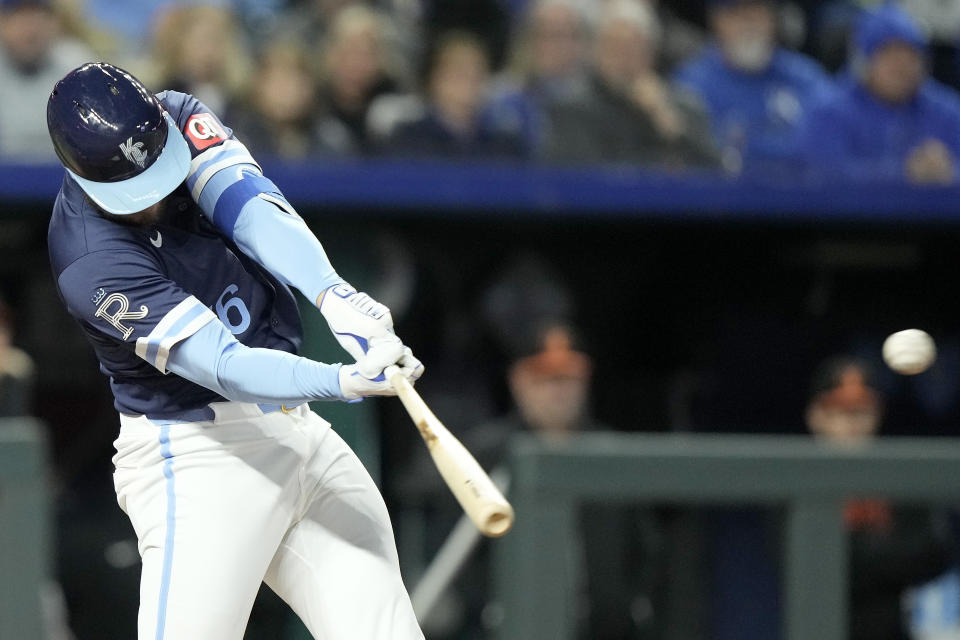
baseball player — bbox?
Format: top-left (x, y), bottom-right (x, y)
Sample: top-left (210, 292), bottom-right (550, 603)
top-left (46, 62), bottom-right (425, 639)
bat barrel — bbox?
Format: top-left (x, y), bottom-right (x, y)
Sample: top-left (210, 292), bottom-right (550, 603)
top-left (387, 365), bottom-right (516, 538)
top-left (480, 508), bottom-right (514, 537)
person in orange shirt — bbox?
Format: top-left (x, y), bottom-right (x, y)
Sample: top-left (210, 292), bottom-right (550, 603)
top-left (806, 357), bottom-right (952, 640)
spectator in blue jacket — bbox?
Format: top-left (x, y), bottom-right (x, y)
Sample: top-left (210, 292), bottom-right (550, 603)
top-left (798, 3), bottom-right (960, 185)
top-left (673, 0), bottom-right (833, 175)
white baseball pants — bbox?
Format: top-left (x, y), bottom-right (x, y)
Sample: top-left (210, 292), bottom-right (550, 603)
top-left (112, 402), bottom-right (424, 640)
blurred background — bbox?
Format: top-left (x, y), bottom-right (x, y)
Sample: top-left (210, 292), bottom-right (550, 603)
top-left (4, 0), bottom-right (960, 638)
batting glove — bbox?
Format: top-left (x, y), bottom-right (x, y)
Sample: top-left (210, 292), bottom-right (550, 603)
top-left (338, 339), bottom-right (424, 401)
top-left (319, 283), bottom-right (399, 361)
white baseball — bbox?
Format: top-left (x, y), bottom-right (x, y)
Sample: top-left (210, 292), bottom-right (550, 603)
top-left (882, 329), bottom-right (936, 375)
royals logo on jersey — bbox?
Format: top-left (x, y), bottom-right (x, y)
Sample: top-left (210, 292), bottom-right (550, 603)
top-left (185, 113), bottom-right (227, 150)
top-left (94, 291), bottom-right (149, 341)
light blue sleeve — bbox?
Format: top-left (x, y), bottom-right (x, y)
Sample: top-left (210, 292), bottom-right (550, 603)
top-left (230, 191), bottom-right (345, 303)
top-left (185, 141), bottom-right (345, 303)
top-left (166, 319), bottom-right (345, 404)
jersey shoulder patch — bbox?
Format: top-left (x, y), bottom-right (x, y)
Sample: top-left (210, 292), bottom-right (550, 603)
top-left (158, 91), bottom-right (234, 157)
top-left (185, 113), bottom-right (228, 150)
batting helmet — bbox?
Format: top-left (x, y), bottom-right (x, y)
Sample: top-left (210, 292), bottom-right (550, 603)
top-left (47, 62), bottom-right (191, 214)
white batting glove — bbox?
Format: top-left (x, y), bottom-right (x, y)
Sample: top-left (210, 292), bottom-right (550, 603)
top-left (338, 340), bottom-right (424, 401)
top-left (319, 283), bottom-right (397, 361)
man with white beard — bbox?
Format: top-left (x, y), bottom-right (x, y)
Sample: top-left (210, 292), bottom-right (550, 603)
top-left (673, 0), bottom-right (833, 176)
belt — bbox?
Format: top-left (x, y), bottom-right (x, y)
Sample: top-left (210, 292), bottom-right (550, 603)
top-left (142, 401), bottom-right (304, 424)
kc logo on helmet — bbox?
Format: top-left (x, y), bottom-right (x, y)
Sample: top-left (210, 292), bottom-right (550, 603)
top-left (185, 113), bottom-right (227, 150)
top-left (119, 137), bottom-right (148, 168)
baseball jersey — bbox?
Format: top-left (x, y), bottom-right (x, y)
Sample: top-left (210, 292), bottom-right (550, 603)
top-left (48, 91), bottom-right (304, 419)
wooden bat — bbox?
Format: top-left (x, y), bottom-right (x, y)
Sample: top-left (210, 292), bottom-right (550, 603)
top-left (385, 365), bottom-right (515, 537)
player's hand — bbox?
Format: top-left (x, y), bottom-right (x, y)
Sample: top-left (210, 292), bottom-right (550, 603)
top-left (318, 283), bottom-right (397, 361)
top-left (338, 339), bottom-right (424, 401)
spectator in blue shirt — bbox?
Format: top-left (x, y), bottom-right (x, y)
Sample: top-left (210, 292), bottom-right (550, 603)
top-left (673, 0), bottom-right (833, 175)
top-left (798, 3), bottom-right (960, 185)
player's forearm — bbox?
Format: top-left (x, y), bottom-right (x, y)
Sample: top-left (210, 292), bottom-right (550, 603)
top-left (166, 320), bottom-right (344, 404)
top-left (216, 343), bottom-right (342, 404)
top-left (230, 196), bottom-right (345, 302)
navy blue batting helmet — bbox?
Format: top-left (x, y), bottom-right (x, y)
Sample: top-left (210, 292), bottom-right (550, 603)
top-left (47, 62), bottom-right (191, 214)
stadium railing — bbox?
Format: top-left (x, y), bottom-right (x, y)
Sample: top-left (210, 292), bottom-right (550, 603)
top-left (0, 418), bottom-right (49, 639)
top-left (493, 432), bottom-right (960, 640)
top-left (4, 161), bottom-right (960, 221)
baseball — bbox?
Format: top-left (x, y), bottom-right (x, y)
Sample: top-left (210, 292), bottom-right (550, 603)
top-left (882, 329), bottom-right (936, 375)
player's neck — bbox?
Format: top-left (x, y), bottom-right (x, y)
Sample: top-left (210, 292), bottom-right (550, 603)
top-left (93, 198), bottom-right (167, 227)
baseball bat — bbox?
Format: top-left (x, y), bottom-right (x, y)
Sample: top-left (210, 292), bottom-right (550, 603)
top-left (384, 365), bottom-right (515, 537)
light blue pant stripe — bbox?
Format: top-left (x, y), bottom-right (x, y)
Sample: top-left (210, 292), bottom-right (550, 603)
top-left (155, 424), bottom-right (176, 640)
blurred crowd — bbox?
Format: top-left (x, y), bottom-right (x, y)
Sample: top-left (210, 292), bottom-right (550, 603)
top-left (4, 0), bottom-right (960, 184)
